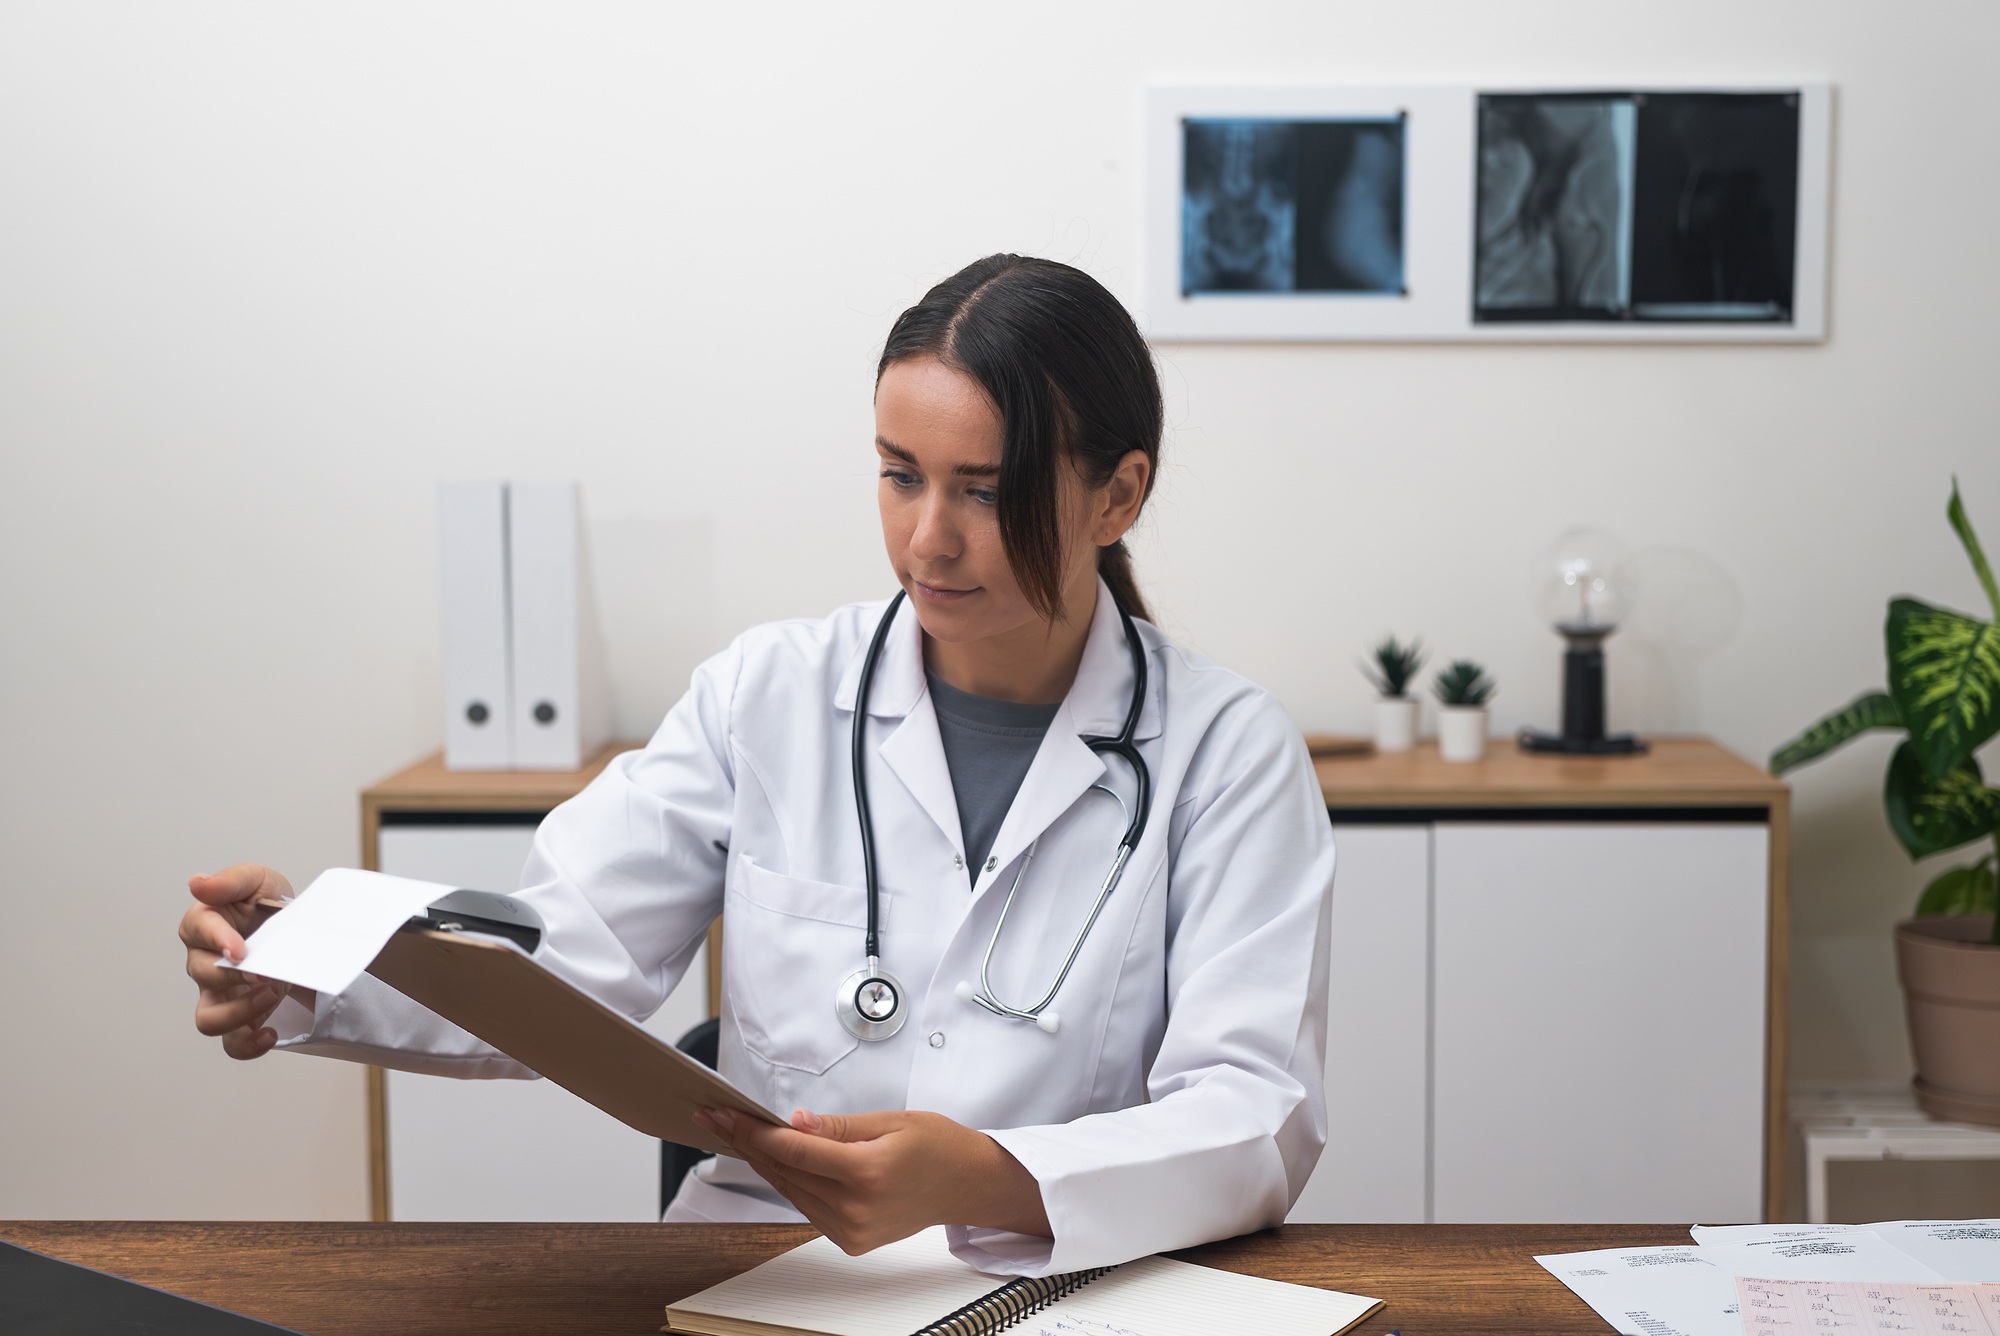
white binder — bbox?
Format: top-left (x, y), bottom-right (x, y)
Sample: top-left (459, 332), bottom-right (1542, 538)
top-left (506, 481), bottom-right (608, 770)
top-left (438, 482), bottom-right (513, 769)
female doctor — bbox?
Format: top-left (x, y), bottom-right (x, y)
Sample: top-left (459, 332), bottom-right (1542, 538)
top-left (180, 254), bottom-right (1336, 1277)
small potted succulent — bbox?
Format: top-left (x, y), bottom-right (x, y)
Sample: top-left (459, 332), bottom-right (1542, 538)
top-left (1433, 660), bottom-right (1497, 763)
top-left (1363, 637), bottom-right (1427, 752)
top-left (1771, 480), bottom-right (2000, 1126)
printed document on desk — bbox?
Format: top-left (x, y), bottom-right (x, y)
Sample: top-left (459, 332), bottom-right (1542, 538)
top-left (1693, 1221), bottom-right (2000, 1283)
top-left (1537, 1233), bottom-right (1947, 1336)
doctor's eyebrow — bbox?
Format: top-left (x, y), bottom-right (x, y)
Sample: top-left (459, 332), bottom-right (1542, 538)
top-left (875, 437), bottom-right (1001, 478)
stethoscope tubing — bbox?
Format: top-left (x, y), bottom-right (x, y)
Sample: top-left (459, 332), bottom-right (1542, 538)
top-left (971, 835), bottom-right (1133, 1022)
top-left (850, 589), bottom-right (906, 965)
top-left (849, 586), bottom-right (1153, 1031)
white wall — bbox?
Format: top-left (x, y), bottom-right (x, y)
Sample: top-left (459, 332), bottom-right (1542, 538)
top-left (3, 0), bottom-right (1995, 1219)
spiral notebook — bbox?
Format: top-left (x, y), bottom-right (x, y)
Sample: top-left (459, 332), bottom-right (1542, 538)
top-left (663, 1228), bottom-right (1381, 1336)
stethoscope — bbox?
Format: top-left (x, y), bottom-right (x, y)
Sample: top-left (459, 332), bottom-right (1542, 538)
top-left (835, 589), bottom-right (1153, 1042)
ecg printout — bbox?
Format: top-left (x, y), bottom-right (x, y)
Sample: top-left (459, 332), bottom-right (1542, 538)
top-left (1737, 1277), bottom-right (2000, 1336)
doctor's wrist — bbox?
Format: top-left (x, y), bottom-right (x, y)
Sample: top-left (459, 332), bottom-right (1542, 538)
top-left (955, 1131), bottom-right (1051, 1240)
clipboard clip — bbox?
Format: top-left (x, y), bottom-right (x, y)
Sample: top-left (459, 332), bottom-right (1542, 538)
top-left (403, 888), bottom-right (544, 955)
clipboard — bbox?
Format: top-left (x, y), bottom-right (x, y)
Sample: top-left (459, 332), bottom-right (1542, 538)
top-left (251, 892), bottom-right (780, 1154)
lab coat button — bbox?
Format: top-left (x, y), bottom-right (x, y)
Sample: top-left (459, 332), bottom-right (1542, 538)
top-left (928, 1031), bottom-right (945, 1049)
top-left (952, 854), bottom-right (964, 870)
top-left (984, 856), bottom-right (998, 872)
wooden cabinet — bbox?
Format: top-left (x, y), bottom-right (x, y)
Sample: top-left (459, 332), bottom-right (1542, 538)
top-left (359, 745), bottom-right (714, 1223)
top-left (1288, 737), bottom-right (1790, 1225)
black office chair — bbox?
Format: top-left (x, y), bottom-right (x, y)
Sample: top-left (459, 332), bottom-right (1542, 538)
top-left (660, 1015), bottom-right (722, 1217)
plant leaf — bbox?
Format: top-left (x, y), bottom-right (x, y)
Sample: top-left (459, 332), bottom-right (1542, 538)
top-left (1948, 478), bottom-right (2000, 620)
top-left (1883, 741), bottom-right (2000, 859)
top-left (1887, 597), bottom-right (2000, 778)
top-left (1362, 637), bottom-right (1426, 697)
top-left (1914, 859), bottom-right (1997, 918)
top-left (1432, 659), bottom-right (1495, 707)
top-left (1769, 691), bottom-right (1902, 775)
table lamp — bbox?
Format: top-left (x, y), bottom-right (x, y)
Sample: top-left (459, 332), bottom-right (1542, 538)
top-left (1519, 528), bottom-right (1648, 755)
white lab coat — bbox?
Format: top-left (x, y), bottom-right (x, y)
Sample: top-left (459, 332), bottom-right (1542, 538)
top-left (280, 581), bottom-right (1335, 1275)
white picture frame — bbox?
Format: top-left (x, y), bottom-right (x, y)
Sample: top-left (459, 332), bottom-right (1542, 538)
top-left (1143, 83), bottom-right (1832, 343)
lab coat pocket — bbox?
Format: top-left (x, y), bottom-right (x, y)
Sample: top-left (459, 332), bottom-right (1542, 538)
top-left (725, 856), bottom-right (865, 1075)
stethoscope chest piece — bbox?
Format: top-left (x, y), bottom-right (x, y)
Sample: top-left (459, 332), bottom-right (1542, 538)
top-left (836, 961), bottom-right (908, 1041)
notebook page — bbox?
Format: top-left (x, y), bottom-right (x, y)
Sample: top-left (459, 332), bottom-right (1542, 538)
top-left (1736, 1277), bottom-right (2000, 1336)
top-left (666, 1229), bottom-right (1003, 1336)
top-left (1017, 1255), bottom-right (1380, 1336)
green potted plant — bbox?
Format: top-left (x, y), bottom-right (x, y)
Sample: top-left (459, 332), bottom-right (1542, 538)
top-left (1363, 636), bottom-right (1426, 753)
top-left (1433, 659), bottom-right (1497, 762)
top-left (1771, 480), bottom-right (2000, 1126)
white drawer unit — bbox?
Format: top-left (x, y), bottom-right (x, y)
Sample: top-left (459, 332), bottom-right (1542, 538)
top-left (359, 744), bottom-right (714, 1223)
top-left (1789, 1084), bottom-right (2000, 1224)
top-left (1431, 821), bottom-right (1768, 1223)
top-left (1291, 738), bottom-right (1788, 1225)
top-left (1290, 813), bottom-right (1771, 1225)
top-left (1290, 824), bottom-right (1431, 1224)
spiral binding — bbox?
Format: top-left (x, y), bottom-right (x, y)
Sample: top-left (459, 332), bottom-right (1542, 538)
top-left (910, 1265), bottom-right (1116, 1336)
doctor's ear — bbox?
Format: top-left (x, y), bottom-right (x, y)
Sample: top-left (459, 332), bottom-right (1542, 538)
top-left (1090, 449), bottom-right (1151, 547)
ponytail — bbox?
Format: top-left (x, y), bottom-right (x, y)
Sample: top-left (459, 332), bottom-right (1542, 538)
top-left (1098, 539), bottom-right (1152, 624)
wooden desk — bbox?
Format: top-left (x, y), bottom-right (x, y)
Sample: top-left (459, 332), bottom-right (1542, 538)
top-left (2, 1221), bottom-right (1685, 1334)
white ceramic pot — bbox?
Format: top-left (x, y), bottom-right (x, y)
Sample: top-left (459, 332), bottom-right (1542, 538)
top-left (1373, 697), bottom-right (1417, 753)
top-left (1437, 705), bottom-right (1488, 762)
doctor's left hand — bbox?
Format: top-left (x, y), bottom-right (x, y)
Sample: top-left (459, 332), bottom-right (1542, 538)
top-left (691, 1107), bottom-right (1050, 1255)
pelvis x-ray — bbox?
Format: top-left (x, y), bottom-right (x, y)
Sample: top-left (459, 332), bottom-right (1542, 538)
top-left (1475, 92), bottom-right (1800, 323)
top-left (1182, 117), bottom-right (1405, 296)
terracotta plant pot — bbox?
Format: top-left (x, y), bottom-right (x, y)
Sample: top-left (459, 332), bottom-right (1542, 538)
top-left (1895, 915), bottom-right (2000, 1127)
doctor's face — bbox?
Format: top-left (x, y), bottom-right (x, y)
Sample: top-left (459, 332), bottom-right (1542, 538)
top-left (874, 355), bottom-right (1094, 650)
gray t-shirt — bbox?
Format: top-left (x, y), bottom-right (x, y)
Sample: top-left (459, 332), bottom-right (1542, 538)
top-left (926, 670), bottom-right (1060, 886)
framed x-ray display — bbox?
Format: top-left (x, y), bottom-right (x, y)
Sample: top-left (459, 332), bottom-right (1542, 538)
top-left (1144, 84), bottom-right (1831, 342)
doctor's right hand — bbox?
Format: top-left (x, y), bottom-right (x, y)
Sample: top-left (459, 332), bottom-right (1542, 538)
top-left (179, 864), bottom-right (312, 1061)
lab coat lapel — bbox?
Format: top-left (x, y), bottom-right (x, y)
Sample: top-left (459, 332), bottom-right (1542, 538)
top-left (835, 596), bottom-right (968, 859)
top-left (836, 584), bottom-right (1163, 887)
top-left (879, 695), bottom-right (967, 858)
top-left (974, 706), bottom-right (1105, 894)
top-left (974, 581), bottom-right (1158, 893)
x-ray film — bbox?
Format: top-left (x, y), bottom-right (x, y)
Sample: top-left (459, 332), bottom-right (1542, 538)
top-left (1182, 117), bottom-right (1405, 297)
top-left (1475, 91), bottom-right (1800, 323)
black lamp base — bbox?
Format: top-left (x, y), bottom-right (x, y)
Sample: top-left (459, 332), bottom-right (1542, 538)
top-left (1522, 635), bottom-right (1649, 757)
top-left (1517, 729), bottom-right (1648, 755)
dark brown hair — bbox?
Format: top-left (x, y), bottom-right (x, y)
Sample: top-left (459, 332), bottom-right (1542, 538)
top-left (876, 254), bottom-right (1162, 623)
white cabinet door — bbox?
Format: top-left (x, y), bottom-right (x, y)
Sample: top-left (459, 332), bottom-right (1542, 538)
top-left (377, 822), bottom-right (712, 1221)
top-left (1431, 822), bottom-right (1768, 1223)
top-left (1289, 824), bottom-right (1429, 1223)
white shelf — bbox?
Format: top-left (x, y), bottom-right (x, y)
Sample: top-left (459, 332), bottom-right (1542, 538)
top-left (1791, 1083), bottom-right (2000, 1223)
